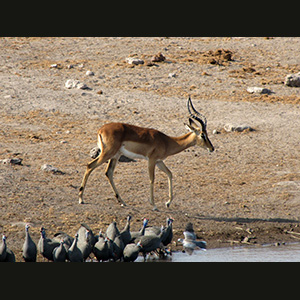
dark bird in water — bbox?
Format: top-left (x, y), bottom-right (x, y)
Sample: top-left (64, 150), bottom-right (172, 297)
top-left (138, 226), bottom-right (165, 261)
top-left (123, 241), bottom-right (142, 262)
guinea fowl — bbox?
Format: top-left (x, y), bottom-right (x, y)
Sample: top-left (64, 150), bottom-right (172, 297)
top-left (0, 234), bottom-right (7, 261)
top-left (93, 232), bottom-right (114, 262)
top-left (67, 233), bottom-right (83, 262)
top-left (161, 218), bottom-right (173, 246)
top-left (53, 240), bottom-right (67, 262)
top-left (0, 234), bottom-right (15, 262)
top-left (130, 218), bottom-right (148, 242)
top-left (137, 225), bottom-right (165, 261)
top-left (145, 217), bottom-right (173, 246)
top-left (105, 221), bottom-right (120, 242)
top-left (37, 227), bottom-right (60, 261)
top-left (112, 234), bottom-right (125, 261)
top-left (53, 231), bottom-right (74, 251)
top-left (77, 225), bottom-right (94, 261)
top-left (77, 223), bottom-right (96, 246)
top-left (120, 215), bottom-right (132, 246)
top-left (144, 217), bottom-right (166, 236)
top-left (177, 222), bottom-right (206, 255)
top-left (123, 241), bottom-right (142, 262)
top-left (22, 223), bottom-right (37, 262)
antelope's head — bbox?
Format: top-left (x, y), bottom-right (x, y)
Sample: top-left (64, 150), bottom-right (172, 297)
top-left (185, 96), bottom-right (214, 153)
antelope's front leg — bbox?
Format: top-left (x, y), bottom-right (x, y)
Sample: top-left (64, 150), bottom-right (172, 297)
top-left (156, 161), bottom-right (173, 208)
top-left (148, 160), bottom-right (158, 211)
top-left (105, 158), bottom-right (126, 207)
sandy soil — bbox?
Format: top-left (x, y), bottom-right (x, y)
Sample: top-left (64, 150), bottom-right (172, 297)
top-left (1, 37), bottom-right (300, 261)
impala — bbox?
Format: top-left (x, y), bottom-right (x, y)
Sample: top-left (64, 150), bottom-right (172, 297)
top-left (79, 97), bottom-right (214, 211)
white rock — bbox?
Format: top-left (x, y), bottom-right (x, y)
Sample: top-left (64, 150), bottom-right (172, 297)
top-left (65, 79), bottom-right (79, 89)
top-left (246, 87), bottom-right (271, 94)
top-left (224, 124), bottom-right (253, 132)
top-left (41, 164), bottom-right (58, 172)
top-left (168, 72), bottom-right (176, 78)
top-left (41, 164), bottom-right (64, 174)
top-left (65, 79), bottom-right (89, 90)
top-left (50, 64), bottom-right (58, 68)
top-left (125, 57), bottom-right (144, 65)
top-left (284, 72), bottom-right (300, 87)
top-left (90, 146), bottom-right (100, 159)
top-left (86, 70), bottom-right (94, 76)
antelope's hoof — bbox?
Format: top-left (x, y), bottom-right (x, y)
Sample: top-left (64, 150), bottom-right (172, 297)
top-left (79, 199), bottom-right (84, 204)
top-left (152, 206), bottom-right (159, 212)
top-left (165, 202), bottom-right (170, 208)
top-left (120, 203), bottom-right (127, 207)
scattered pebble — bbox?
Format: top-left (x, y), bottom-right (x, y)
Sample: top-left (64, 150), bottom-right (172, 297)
top-left (247, 86), bottom-right (272, 94)
top-left (50, 64), bottom-right (58, 68)
top-left (151, 52), bottom-right (165, 63)
top-left (284, 72), bottom-right (300, 87)
top-left (41, 164), bottom-right (64, 174)
top-left (0, 158), bottom-right (23, 165)
top-left (168, 72), bottom-right (176, 78)
top-left (125, 57), bottom-right (144, 65)
top-left (224, 124), bottom-right (254, 132)
top-left (85, 70), bottom-right (94, 76)
top-left (146, 61), bottom-right (155, 67)
top-left (119, 155), bottom-right (136, 163)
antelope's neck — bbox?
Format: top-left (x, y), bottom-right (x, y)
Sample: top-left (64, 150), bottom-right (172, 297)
top-left (169, 132), bottom-right (196, 156)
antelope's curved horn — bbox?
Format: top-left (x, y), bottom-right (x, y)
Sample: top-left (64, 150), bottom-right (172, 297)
top-left (187, 96), bottom-right (207, 129)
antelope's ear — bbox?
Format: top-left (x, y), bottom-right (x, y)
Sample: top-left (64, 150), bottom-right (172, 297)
top-left (185, 118), bottom-right (198, 132)
top-left (188, 118), bottom-right (198, 128)
top-left (184, 122), bottom-right (196, 133)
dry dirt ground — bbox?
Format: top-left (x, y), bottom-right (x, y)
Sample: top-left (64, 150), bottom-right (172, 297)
top-left (1, 37), bottom-right (300, 261)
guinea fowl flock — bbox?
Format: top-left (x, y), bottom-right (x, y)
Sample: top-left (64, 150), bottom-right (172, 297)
top-left (0, 216), bottom-right (178, 262)
top-left (1, 217), bottom-right (207, 262)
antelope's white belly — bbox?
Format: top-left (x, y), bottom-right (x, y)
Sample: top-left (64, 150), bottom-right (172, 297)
top-left (119, 145), bottom-right (148, 160)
